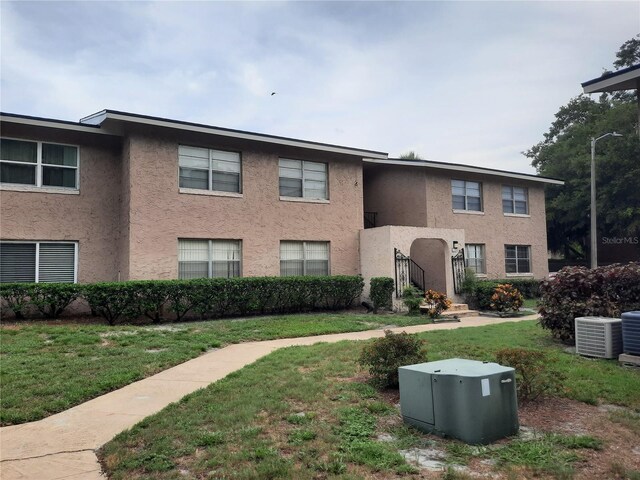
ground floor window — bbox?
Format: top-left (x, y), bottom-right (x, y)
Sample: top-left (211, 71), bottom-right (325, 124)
top-left (505, 245), bottom-right (531, 274)
top-left (280, 241), bottom-right (329, 276)
top-left (0, 241), bottom-right (77, 283)
top-left (178, 239), bottom-right (241, 279)
top-left (465, 244), bottom-right (486, 274)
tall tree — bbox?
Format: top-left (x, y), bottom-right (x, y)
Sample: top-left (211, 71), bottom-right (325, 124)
top-left (399, 151), bottom-right (423, 160)
top-left (525, 37), bottom-right (640, 259)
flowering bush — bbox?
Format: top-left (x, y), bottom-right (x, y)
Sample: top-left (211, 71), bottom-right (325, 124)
top-left (422, 289), bottom-right (452, 318)
top-left (490, 284), bottom-right (523, 314)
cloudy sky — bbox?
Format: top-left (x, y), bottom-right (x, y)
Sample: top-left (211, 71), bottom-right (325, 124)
top-left (1, 2), bottom-right (638, 173)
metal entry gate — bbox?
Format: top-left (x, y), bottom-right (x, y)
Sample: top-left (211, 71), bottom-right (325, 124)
top-left (394, 248), bottom-right (410, 298)
top-left (452, 249), bottom-right (466, 294)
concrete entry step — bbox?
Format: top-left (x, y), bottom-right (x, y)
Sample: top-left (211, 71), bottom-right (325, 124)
top-left (419, 303), bottom-right (479, 318)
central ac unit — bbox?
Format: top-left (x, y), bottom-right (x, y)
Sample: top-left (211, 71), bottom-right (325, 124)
top-left (575, 317), bottom-right (622, 359)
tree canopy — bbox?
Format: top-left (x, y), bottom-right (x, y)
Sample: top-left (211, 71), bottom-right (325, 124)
top-left (525, 36), bottom-right (640, 259)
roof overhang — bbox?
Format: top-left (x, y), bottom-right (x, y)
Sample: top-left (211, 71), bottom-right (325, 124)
top-left (582, 64), bottom-right (640, 93)
top-left (0, 112), bottom-right (115, 135)
top-left (80, 110), bottom-right (388, 159)
top-left (363, 158), bottom-right (565, 185)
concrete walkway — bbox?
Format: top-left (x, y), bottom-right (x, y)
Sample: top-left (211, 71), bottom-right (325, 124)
top-left (0, 314), bottom-right (538, 480)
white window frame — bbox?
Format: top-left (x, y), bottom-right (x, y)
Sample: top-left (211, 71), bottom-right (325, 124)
top-left (465, 244), bottom-right (486, 275)
top-left (0, 240), bottom-right (78, 283)
top-left (178, 145), bottom-right (242, 194)
top-left (504, 244), bottom-right (531, 274)
top-left (279, 158), bottom-right (328, 200)
top-left (177, 239), bottom-right (242, 279)
top-left (280, 241), bottom-right (330, 276)
top-left (451, 179), bottom-right (482, 212)
top-left (502, 185), bottom-right (529, 215)
top-left (0, 137), bottom-right (80, 191)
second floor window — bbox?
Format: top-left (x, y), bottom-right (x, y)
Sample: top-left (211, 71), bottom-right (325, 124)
top-left (178, 146), bottom-right (241, 193)
top-left (451, 180), bottom-right (482, 211)
top-left (502, 186), bottom-right (528, 214)
top-left (279, 159), bottom-right (328, 200)
top-left (465, 244), bottom-right (486, 274)
top-left (1, 138), bottom-right (79, 189)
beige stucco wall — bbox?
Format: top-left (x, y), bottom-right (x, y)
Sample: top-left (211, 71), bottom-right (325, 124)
top-left (0, 123), bottom-right (123, 283)
top-left (360, 226), bottom-right (465, 306)
top-left (124, 129), bottom-right (364, 279)
top-left (363, 164), bottom-right (549, 279)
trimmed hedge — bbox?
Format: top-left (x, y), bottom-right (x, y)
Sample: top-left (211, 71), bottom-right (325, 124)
top-left (0, 275), bottom-right (364, 325)
top-left (369, 277), bottom-right (394, 313)
top-left (539, 263), bottom-right (640, 344)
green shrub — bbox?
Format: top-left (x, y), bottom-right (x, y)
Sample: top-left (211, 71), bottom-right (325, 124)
top-left (358, 330), bottom-right (426, 388)
top-left (402, 285), bottom-right (423, 315)
top-left (0, 283), bottom-right (35, 319)
top-left (495, 348), bottom-right (563, 403)
top-left (370, 277), bottom-right (394, 313)
top-left (30, 283), bottom-right (81, 319)
top-left (489, 284), bottom-right (524, 314)
top-left (538, 263), bottom-right (640, 343)
top-left (465, 278), bottom-right (541, 310)
top-left (81, 283), bottom-right (139, 325)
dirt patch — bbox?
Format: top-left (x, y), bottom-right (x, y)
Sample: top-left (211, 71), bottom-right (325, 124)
top-left (518, 397), bottom-right (640, 479)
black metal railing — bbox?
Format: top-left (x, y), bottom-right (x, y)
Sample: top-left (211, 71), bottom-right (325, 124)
top-left (364, 212), bottom-right (377, 229)
top-left (394, 248), bottom-right (427, 297)
top-left (410, 260), bottom-right (426, 293)
top-left (452, 249), bottom-right (466, 294)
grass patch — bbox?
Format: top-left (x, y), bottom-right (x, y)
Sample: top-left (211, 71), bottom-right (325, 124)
top-left (0, 312), bottom-right (432, 425)
top-left (521, 298), bottom-right (539, 310)
top-left (609, 409), bottom-right (640, 435)
top-left (99, 322), bottom-right (639, 479)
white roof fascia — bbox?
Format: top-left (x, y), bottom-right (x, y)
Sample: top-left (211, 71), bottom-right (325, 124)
top-left (1, 114), bottom-right (114, 135)
top-left (90, 111), bottom-right (388, 159)
top-left (582, 69), bottom-right (640, 93)
top-left (363, 158), bottom-right (564, 185)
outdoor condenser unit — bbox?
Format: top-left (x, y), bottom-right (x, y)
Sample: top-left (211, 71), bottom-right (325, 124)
top-left (621, 311), bottom-right (640, 356)
top-left (574, 317), bottom-right (622, 359)
top-left (398, 358), bottom-right (518, 445)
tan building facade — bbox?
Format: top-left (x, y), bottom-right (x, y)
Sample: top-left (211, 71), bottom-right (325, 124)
top-left (0, 110), bottom-right (562, 299)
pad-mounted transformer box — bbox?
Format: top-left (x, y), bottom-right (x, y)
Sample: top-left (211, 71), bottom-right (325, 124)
top-left (399, 358), bottom-right (519, 444)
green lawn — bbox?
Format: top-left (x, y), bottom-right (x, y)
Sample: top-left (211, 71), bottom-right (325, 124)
top-left (99, 321), bottom-right (640, 480)
top-left (522, 298), bottom-right (539, 310)
top-left (0, 312), bottom-right (433, 426)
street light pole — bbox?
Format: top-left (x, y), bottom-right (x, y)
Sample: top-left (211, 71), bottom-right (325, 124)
top-left (590, 132), bottom-right (623, 269)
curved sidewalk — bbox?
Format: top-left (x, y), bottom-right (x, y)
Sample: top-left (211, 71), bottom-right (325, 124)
top-left (0, 314), bottom-right (537, 480)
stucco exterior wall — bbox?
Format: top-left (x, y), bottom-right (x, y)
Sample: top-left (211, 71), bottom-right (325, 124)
top-left (364, 164), bottom-right (550, 279)
top-left (424, 170), bottom-right (549, 279)
top-left (0, 123), bottom-right (122, 283)
top-left (360, 226), bottom-right (464, 304)
top-left (363, 165), bottom-right (427, 227)
top-left (124, 130), bottom-right (364, 279)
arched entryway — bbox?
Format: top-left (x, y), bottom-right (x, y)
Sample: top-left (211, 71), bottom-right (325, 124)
top-left (410, 238), bottom-right (448, 293)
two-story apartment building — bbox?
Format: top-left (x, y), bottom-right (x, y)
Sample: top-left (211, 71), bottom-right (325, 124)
top-left (0, 110), bottom-right (562, 302)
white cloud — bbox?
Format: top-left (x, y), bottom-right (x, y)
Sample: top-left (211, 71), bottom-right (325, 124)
top-left (1, 1), bottom-right (638, 175)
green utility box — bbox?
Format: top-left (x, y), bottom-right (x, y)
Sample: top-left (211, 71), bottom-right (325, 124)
top-left (399, 358), bottom-right (519, 444)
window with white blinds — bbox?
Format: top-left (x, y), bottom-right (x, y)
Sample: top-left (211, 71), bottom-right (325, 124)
top-left (178, 239), bottom-right (241, 279)
top-left (178, 146), bottom-right (241, 193)
top-left (280, 241), bottom-right (329, 276)
top-left (0, 242), bottom-right (77, 283)
top-left (279, 159), bottom-right (328, 200)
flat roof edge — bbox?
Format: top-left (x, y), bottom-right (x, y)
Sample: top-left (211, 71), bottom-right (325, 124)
top-left (0, 112), bottom-right (115, 135)
top-left (364, 158), bottom-right (565, 185)
top-left (92, 109), bottom-right (388, 158)
top-left (581, 64), bottom-right (640, 88)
